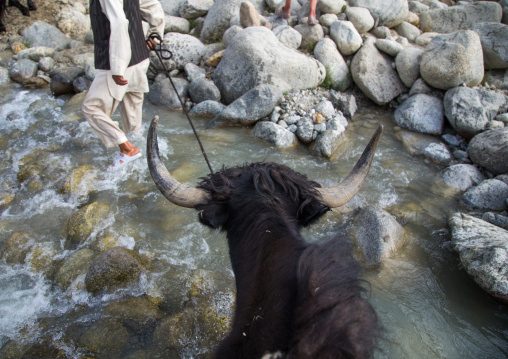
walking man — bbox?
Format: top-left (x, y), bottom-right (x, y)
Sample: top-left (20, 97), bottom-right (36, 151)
top-left (83, 0), bottom-right (165, 168)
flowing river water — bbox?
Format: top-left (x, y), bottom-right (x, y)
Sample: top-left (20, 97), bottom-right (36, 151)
top-left (0, 83), bottom-right (507, 358)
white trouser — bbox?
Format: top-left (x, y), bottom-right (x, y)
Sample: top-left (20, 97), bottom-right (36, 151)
top-left (82, 71), bottom-right (144, 149)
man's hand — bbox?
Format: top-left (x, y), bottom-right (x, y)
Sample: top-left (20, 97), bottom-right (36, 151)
top-left (146, 37), bottom-right (158, 51)
top-left (112, 75), bottom-right (128, 86)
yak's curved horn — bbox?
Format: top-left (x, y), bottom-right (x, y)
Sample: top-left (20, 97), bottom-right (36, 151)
top-left (317, 125), bottom-right (383, 208)
top-left (147, 116), bottom-right (210, 208)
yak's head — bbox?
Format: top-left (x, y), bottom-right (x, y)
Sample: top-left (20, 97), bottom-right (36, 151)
top-left (147, 116), bottom-right (383, 231)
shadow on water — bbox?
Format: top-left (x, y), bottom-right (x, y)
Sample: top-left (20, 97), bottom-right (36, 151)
top-left (0, 84), bottom-right (506, 358)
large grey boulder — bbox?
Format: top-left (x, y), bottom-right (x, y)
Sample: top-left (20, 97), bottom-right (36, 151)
top-left (318, 0), bottom-right (346, 14)
top-left (56, 6), bottom-right (91, 36)
top-left (21, 21), bottom-right (71, 50)
top-left (449, 213), bottom-right (508, 304)
top-left (420, 31), bottom-right (484, 90)
top-left (396, 130), bottom-right (453, 165)
top-left (159, 0), bottom-right (186, 16)
top-left (294, 23), bottom-right (324, 52)
top-left (472, 22), bottom-right (508, 70)
top-left (348, 0), bottom-right (408, 28)
top-left (252, 121), bottom-right (298, 149)
top-left (164, 15), bottom-right (191, 34)
top-left (350, 38), bottom-right (407, 105)
top-left (213, 26), bottom-right (325, 104)
top-left (394, 94), bottom-right (444, 135)
top-left (314, 38), bottom-right (352, 91)
top-left (460, 179), bottom-right (508, 211)
top-left (150, 33), bottom-right (207, 72)
top-left (437, 164), bottom-right (485, 193)
top-left (395, 47), bottom-right (424, 88)
top-left (419, 2), bottom-right (503, 34)
top-left (350, 206), bottom-right (405, 266)
top-left (443, 87), bottom-right (508, 140)
top-left (208, 84), bottom-right (282, 127)
top-left (468, 128), bottom-right (508, 176)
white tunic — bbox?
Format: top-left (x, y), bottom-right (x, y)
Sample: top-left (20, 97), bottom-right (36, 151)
top-left (97, 0), bottom-right (165, 101)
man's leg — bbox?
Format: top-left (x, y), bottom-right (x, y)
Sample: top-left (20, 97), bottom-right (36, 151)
top-left (308, 0), bottom-right (318, 25)
top-left (276, 0), bottom-right (291, 19)
top-left (119, 91), bottom-right (143, 135)
top-left (82, 72), bottom-right (139, 160)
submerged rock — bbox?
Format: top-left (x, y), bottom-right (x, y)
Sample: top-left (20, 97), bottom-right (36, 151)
top-left (56, 248), bottom-right (95, 289)
top-left (102, 296), bottom-right (163, 333)
top-left (396, 130), bottom-right (453, 165)
top-left (0, 231), bottom-right (35, 265)
top-left (350, 205), bottom-right (405, 266)
top-left (85, 246), bottom-right (147, 293)
top-left (449, 213), bottom-right (508, 304)
top-left (152, 311), bottom-right (195, 349)
top-left (80, 320), bottom-right (130, 356)
top-left (66, 201), bottom-right (110, 248)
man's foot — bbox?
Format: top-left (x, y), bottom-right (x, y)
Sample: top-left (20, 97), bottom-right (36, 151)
top-left (275, 4), bottom-right (290, 20)
top-left (111, 152), bottom-right (142, 168)
top-left (308, 15), bottom-right (319, 26)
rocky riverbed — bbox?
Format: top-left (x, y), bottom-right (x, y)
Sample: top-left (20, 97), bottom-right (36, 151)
top-left (0, 0), bottom-right (507, 358)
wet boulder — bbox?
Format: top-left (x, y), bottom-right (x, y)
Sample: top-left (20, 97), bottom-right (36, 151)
top-left (394, 94), bottom-right (444, 135)
top-left (396, 129), bottom-right (453, 165)
top-left (0, 231), bottom-right (35, 265)
top-left (9, 59), bottom-right (38, 85)
top-left (25, 242), bottom-right (60, 278)
top-left (310, 127), bottom-right (347, 158)
top-left (58, 164), bottom-right (96, 199)
top-left (102, 296), bottom-right (163, 333)
top-left (313, 38), bottom-right (352, 91)
top-left (444, 87), bottom-right (508, 140)
top-left (348, 0), bottom-right (408, 28)
top-left (349, 205), bottom-right (406, 266)
top-left (460, 179), bottom-right (508, 211)
top-left (208, 84), bottom-right (282, 127)
top-left (56, 248), bottom-right (95, 289)
top-left (437, 164), bottom-right (485, 193)
top-left (148, 74), bottom-right (189, 110)
top-left (85, 246), bottom-right (147, 293)
top-left (420, 31), bottom-right (484, 90)
top-left (188, 77), bottom-right (221, 104)
top-left (472, 22), bottom-right (508, 70)
top-left (468, 128), bottom-right (508, 176)
top-left (189, 100), bottom-right (226, 117)
top-left (80, 320), bottom-right (130, 356)
top-left (350, 37), bottom-right (407, 105)
top-left (152, 311), bottom-right (195, 349)
top-left (194, 290), bottom-right (235, 346)
top-left (66, 201), bottom-right (110, 248)
top-left (252, 121), bottom-right (298, 149)
top-left (449, 213), bottom-right (508, 304)
top-left (212, 26), bottom-right (325, 104)
top-left (419, 2), bottom-right (503, 34)
top-left (21, 21), bottom-right (71, 50)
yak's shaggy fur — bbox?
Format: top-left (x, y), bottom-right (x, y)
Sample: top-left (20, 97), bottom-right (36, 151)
top-left (196, 162), bottom-right (381, 359)
top-left (0, 0), bottom-right (36, 32)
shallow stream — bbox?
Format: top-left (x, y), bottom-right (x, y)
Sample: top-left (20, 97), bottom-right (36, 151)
top-left (0, 83), bottom-right (507, 358)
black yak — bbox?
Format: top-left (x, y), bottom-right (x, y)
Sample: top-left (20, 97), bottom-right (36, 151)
top-left (147, 116), bottom-right (383, 358)
top-left (0, 0), bottom-right (36, 32)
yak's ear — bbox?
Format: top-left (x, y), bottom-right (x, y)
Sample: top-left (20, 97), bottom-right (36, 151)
top-left (197, 202), bottom-right (228, 229)
top-left (299, 201), bottom-right (330, 227)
